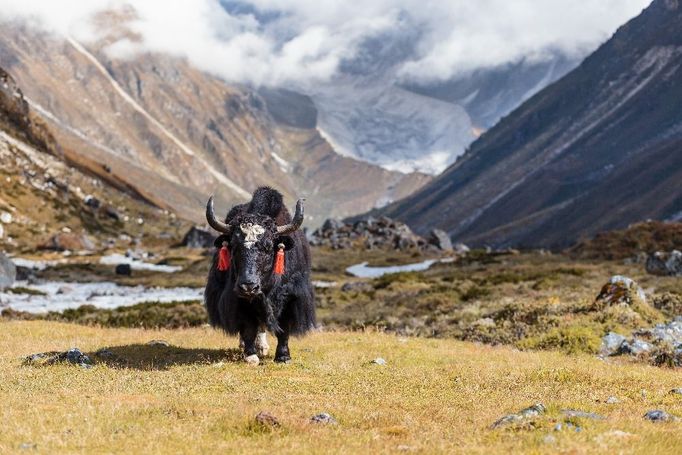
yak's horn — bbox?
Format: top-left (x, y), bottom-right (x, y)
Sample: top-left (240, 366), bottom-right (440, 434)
top-left (276, 198), bottom-right (305, 235)
top-left (206, 195), bottom-right (232, 234)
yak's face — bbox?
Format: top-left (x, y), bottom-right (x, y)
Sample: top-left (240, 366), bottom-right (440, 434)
top-left (228, 214), bottom-right (290, 298)
top-left (206, 195), bottom-right (304, 299)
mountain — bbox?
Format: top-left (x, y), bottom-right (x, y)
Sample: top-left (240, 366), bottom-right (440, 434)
top-left (374, 0), bottom-right (682, 248)
top-left (0, 65), bottom-right (185, 250)
top-left (296, 24), bottom-right (577, 174)
top-left (0, 21), bottom-right (429, 226)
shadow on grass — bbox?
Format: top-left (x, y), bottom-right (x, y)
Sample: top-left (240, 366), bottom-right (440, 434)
top-left (94, 344), bottom-right (243, 371)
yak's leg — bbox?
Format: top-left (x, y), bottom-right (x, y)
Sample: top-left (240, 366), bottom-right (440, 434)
top-left (274, 328), bottom-right (291, 363)
top-left (255, 324), bottom-right (269, 357)
top-left (240, 321), bottom-right (260, 365)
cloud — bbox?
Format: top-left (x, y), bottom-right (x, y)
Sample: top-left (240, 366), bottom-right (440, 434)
top-left (0, 0), bottom-right (652, 86)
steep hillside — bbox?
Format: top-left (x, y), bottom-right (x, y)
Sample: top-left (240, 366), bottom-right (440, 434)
top-left (0, 65), bottom-right (185, 252)
top-left (377, 0), bottom-right (682, 248)
top-left (0, 23), bottom-right (429, 225)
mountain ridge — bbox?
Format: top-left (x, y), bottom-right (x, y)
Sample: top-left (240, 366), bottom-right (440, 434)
top-left (372, 0), bottom-right (682, 248)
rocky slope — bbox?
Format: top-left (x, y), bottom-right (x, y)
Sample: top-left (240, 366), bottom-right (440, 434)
top-left (0, 65), bottom-right (185, 252)
top-left (0, 23), bottom-right (429, 226)
top-left (375, 0), bottom-right (682, 248)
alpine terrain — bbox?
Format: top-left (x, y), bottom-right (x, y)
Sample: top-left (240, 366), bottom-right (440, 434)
top-left (376, 0), bottom-right (682, 248)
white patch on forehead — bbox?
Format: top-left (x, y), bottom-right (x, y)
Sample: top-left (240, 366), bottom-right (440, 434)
top-left (240, 222), bottom-right (265, 249)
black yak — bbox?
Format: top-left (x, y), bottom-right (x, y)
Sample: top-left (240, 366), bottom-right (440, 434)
top-left (204, 187), bottom-right (316, 364)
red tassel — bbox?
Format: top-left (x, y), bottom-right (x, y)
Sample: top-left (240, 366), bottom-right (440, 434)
top-left (217, 243), bottom-right (230, 271)
top-left (274, 244), bottom-right (285, 275)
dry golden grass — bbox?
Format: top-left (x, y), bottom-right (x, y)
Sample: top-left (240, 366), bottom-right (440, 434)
top-left (3, 321), bottom-right (682, 453)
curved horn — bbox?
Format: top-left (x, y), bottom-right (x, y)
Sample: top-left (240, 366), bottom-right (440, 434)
top-left (276, 198), bottom-right (305, 235)
top-left (206, 195), bottom-right (232, 234)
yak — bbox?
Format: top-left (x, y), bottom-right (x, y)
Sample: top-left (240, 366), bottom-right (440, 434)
top-left (204, 187), bottom-right (316, 364)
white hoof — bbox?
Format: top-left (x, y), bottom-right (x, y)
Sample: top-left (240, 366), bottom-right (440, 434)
top-left (244, 354), bottom-right (260, 365)
top-left (256, 331), bottom-right (270, 357)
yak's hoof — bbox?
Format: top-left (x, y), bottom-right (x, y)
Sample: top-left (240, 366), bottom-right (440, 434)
top-left (244, 354), bottom-right (260, 365)
top-left (274, 355), bottom-right (291, 364)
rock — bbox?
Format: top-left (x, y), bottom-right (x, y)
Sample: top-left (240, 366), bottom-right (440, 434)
top-left (595, 275), bottom-right (646, 306)
top-left (0, 211), bottom-right (12, 224)
top-left (0, 224), bottom-right (3, 239)
top-left (371, 357), bottom-right (387, 366)
top-left (39, 232), bottom-right (96, 252)
top-left (644, 410), bottom-right (678, 422)
top-left (490, 403), bottom-right (546, 429)
top-left (428, 229), bottom-right (452, 251)
top-left (473, 317), bottom-right (496, 328)
top-left (554, 422), bottom-right (582, 432)
top-left (543, 435), bottom-right (557, 444)
top-left (115, 264), bottom-right (132, 276)
top-left (254, 411), bottom-right (280, 427)
top-left (83, 195), bottom-right (101, 209)
top-left (618, 339), bottom-right (653, 355)
top-left (600, 332), bottom-right (626, 356)
top-left (606, 396), bottom-right (621, 404)
top-left (453, 243), bottom-right (470, 254)
top-left (146, 340), bottom-right (170, 347)
top-left (321, 218), bottom-right (344, 232)
top-left (561, 409), bottom-right (605, 420)
top-left (670, 388), bottom-right (682, 395)
top-left (0, 252), bottom-right (17, 290)
top-left (310, 413), bottom-right (338, 425)
top-left (646, 250), bottom-right (682, 277)
top-left (181, 226), bottom-right (214, 249)
top-left (65, 348), bottom-right (93, 368)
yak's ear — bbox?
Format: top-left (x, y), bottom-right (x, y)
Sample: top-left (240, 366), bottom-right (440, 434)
top-left (213, 234), bottom-right (231, 248)
top-left (275, 235), bottom-right (295, 251)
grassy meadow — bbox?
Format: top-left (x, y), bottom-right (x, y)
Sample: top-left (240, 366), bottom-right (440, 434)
top-left (3, 321), bottom-right (682, 453)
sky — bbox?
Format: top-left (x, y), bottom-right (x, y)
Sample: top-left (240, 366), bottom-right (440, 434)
top-left (0, 0), bottom-right (652, 87)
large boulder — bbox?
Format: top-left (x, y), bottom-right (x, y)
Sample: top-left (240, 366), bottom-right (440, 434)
top-left (39, 232), bottom-right (96, 252)
top-left (181, 226), bottom-right (214, 249)
top-left (646, 250), bottom-right (682, 276)
top-left (428, 229), bottom-right (453, 251)
top-left (0, 252), bottom-right (16, 290)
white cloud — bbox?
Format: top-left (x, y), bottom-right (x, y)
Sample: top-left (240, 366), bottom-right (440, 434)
top-left (0, 0), bottom-right (652, 86)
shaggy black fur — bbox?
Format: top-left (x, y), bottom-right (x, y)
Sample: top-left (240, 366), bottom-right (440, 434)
top-left (204, 187), bottom-right (316, 362)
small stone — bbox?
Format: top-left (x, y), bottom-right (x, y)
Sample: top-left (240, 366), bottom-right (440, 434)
top-left (543, 435), bottom-right (557, 444)
top-left (310, 413), bottom-right (338, 425)
top-left (669, 388), bottom-right (682, 395)
top-left (491, 403), bottom-right (545, 429)
top-left (19, 442), bottom-right (36, 450)
top-left (146, 340), bottom-right (169, 347)
top-left (0, 211), bottom-right (12, 224)
top-left (606, 396), bottom-right (620, 404)
top-left (245, 354), bottom-right (260, 365)
top-left (115, 264), bottom-right (132, 276)
top-left (644, 410), bottom-right (677, 422)
top-left (254, 411), bottom-right (280, 427)
top-left (371, 357), bottom-right (387, 366)
top-left (66, 348), bottom-right (92, 367)
top-left (595, 275), bottom-right (647, 306)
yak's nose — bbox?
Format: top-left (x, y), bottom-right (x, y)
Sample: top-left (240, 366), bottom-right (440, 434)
top-left (239, 282), bottom-right (261, 295)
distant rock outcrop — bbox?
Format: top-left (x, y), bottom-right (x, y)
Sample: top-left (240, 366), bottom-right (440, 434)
top-left (39, 232), bottom-right (96, 252)
top-left (646, 250), bottom-right (682, 276)
top-left (309, 216), bottom-right (430, 251)
top-left (181, 226), bottom-right (214, 249)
